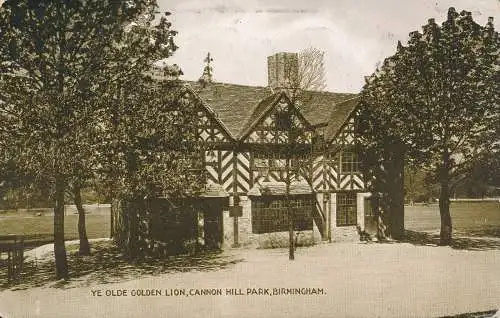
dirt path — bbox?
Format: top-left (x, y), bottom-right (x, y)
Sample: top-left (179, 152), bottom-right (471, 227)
top-left (1, 242), bottom-right (499, 318)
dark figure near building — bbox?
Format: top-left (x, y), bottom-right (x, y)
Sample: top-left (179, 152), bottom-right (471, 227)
top-left (356, 225), bottom-right (371, 242)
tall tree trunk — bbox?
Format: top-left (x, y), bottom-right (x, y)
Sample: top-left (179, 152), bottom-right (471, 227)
top-left (374, 171), bottom-right (390, 241)
top-left (73, 183), bottom-right (90, 255)
top-left (110, 200), bottom-right (115, 239)
top-left (53, 11), bottom-right (69, 279)
top-left (439, 178), bottom-right (452, 245)
top-left (372, 194), bottom-right (385, 240)
top-left (390, 147), bottom-right (405, 240)
top-left (126, 199), bottom-right (139, 259)
top-left (54, 175), bottom-right (68, 279)
top-left (286, 157), bottom-right (294, 260)
top-left (438, 149), bottom-right (452, 245)
top-left (375, 145), bottom-right (405, 241)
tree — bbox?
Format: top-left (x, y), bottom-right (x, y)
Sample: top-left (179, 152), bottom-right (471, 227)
top-left (94, 15), bottom-right (204, 257)
top-left (359, 8), bottom-right (499, 245)
top-left (0, 0), bottom-right (176, 278)
top-left (297, 47), bottom-right (327, 92)
top-left (357, 41), bottom-right (409, 240)
top-left (273, 48), bottom-right (326, 103)
top-left (270, 48), bottom-right (326, 258)
top-left (65, 121), bottom-right (100, 255)
top-left (404, 165), bottom-right (438, 203)
top-left (100, 76), bottom-right (205, 258)
top-left (453, 152), bottom-right (500, 198)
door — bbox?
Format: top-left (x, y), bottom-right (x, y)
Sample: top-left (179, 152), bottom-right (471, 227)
top-left (364, 197), bottom-right (377, 234)
top-left (203, 200), bottom-right (223, 250)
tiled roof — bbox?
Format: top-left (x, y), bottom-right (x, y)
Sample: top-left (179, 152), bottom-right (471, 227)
top-left (184, 81), bottom-right (359, 142)
top-left (186, 81), bottom-right (273, 138)
top-left (247, 180), bottom-right (313, 196)
top-left (324, 96), bottom-right (360, 141)
top-left (297, 91), bottom-right (358, 127)
top-left (200, 183), bottom-right (229, 197)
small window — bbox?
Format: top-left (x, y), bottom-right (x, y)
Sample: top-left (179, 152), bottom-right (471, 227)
top-left (254, 158), bottom-right (269, 169)
top-left (275, 111), bottom-right (290, 131)
top-left (340, 151), bottom-right (359, 174)
top-left (272, 158), bottom-right (287, 170)
top-left (336, 192), bottom-right (357, 226)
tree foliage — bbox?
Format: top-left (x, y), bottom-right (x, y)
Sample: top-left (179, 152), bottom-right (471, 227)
top-left (101, 76), bottom-right (206, 258)
top-left (358, 8), bottom-right (499, 244)
top-left (98, 79), bottom-right (205, 201)
top-left (0, 0), bottom-right (196, 277)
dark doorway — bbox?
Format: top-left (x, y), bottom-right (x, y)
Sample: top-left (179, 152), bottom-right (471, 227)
top-left (202, 199), bottom-right (224, 250)
top-left (364, 197), bottom-right (377, 234)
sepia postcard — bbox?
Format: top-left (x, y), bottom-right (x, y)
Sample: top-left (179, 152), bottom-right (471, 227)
top-left (0, 0), bottom-right (499, 317)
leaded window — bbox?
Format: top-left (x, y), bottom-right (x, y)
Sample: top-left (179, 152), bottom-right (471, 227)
top-left (251, 197), bottom-right (313, 234)
top-left (336, 192), bottom-right (357, 226)
top-left (340, 150), bottom-right (360, 174)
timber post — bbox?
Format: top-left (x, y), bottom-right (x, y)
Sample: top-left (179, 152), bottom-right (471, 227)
top-left (230, 195), bottom-right (242, 247)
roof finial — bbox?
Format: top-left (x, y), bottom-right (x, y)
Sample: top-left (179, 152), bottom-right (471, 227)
top-left (199, 52), bottom-right (214, 87)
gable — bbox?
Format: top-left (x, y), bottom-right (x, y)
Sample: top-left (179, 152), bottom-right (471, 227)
top-left (243, 94), bottom-right (313, 145)
top-left (187, 81), bottom-right (272, 139)
top-left (325, 97), bottom-right (360, 143)
top-left (183, 81), bottom-right (359, 145)
top-left (181, 89), bottom-right (233, 143)
top-left (195, 107), bottom-right (232, 143)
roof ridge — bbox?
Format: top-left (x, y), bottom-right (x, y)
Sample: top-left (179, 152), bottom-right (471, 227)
top-left (300, 90), bottom-right (359, 96)
top-left (185, 80), bottom-right (359, 95)
top-left (184, 80), bottom-right (271, 90)
top-left (335, 95), bottom-right (361, 103)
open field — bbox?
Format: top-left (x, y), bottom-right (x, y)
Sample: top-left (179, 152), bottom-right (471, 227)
top-left (405, 202), bottom-right (500, 237)
top-left (0, 202), bottom-right (498, 248)
top-left (0, 205), bottom-right (111, 247)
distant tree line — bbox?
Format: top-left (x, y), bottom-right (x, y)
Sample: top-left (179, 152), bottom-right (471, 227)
top-left (405, 156), bottom-right (500, 204)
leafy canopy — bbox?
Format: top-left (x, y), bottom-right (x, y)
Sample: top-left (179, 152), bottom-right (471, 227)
top-left (358, 8), bottom-right (499, 189)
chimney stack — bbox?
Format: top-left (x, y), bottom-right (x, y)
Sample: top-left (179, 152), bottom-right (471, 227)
top-left (267, 52), bottom-right (299, 90)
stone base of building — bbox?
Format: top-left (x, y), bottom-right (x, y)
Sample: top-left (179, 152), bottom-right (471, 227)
top-left (330, 226), bottom-right (360, 242)
top-left (220, 192), bottom-right (371, 249)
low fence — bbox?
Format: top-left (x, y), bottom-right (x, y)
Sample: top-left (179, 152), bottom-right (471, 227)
top-left (0, 235), bottom-right (24, 283)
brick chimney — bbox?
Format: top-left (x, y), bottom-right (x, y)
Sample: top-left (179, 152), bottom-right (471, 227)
top-left (267, 52), bottom-right (299, 90)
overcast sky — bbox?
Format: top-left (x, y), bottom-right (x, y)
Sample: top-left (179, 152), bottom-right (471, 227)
top-left (160, 0), bottom-right (499, 93)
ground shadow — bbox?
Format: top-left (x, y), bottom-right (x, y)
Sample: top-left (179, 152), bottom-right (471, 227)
top-left (0, 241), bottom-right (244, 290)
top-left (401, 230), bottom-right (500, 251)
top-left (439, 309), bottom-right (498, 318)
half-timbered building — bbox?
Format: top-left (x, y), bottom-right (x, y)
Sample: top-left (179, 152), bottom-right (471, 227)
top-left (183, 52), bottom-right (371, 249)
top-left (112, 52), bottom-right (371, 253)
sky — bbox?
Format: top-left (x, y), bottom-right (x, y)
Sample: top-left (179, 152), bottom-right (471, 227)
top-left (160, 0), bottom-right (499, 93)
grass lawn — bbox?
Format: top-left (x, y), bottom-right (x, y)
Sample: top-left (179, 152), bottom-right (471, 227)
top-left (405, 202), bottom-right (500, 237)
top-left (0, 205), bottom-right (110, 247)
top-left (1, 202), bottom-right (498, 248)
